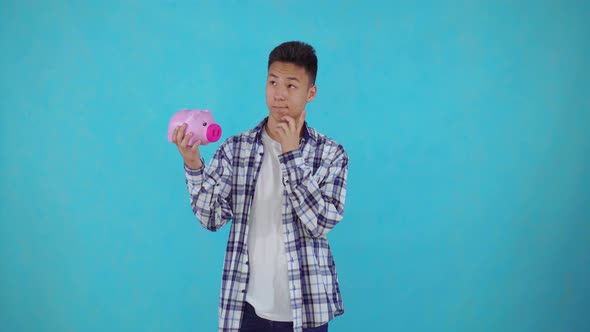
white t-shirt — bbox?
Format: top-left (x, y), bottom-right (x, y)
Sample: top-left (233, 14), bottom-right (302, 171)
top-left (245, 127), bottom-right (293, 322)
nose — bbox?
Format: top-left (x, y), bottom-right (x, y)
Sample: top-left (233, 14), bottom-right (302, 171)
top-left (273, 85), bottom-right (287, 101)
top-left (206, 124), bottom-right (222, 143)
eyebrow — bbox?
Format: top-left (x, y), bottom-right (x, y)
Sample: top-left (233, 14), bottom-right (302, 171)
top-left (268, 73), bottom-right (300, 82)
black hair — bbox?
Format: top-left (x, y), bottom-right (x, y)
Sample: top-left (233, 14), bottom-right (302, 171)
top-left (268, 41), bottom-right (318, 85)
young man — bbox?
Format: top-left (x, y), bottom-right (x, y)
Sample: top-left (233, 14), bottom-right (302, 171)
top-left (172, 41), bottom-right (348, 332)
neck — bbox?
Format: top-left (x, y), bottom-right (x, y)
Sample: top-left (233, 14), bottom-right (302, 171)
top-left (264, 122), bottom-right (280, 142)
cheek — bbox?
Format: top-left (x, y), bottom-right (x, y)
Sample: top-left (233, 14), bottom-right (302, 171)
top-left (292, 92), bottom-right (306, 107)
top-left (266, 92), bottom-right (275, 105)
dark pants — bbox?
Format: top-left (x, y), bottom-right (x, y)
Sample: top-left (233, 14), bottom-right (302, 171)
top-left (240, 301), bottom-right (328, 332)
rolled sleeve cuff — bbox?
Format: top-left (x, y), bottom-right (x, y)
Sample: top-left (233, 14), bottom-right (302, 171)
top-left (184, 159), bottom-right (205, 184)
top-left (278, 149), bottom-right (305, 170)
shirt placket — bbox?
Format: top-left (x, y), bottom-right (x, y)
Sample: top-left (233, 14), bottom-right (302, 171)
top-left (238, 140), bottom-right (265, 303)
top-left (284, 141), bottom-right (311, 331)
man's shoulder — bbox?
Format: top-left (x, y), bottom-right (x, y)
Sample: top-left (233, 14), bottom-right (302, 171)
top-left (307, 126), bottom-right (349, 159)
top-left (308, 126), bottom-right (346, 149)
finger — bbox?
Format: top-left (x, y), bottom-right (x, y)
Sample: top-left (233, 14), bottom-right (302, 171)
top-left (298, 109), bottom-right (307, 128)
top-left (289, 117), bottom-right (297, 134)
top-left (275, 123), bottom-right (288, 137)
top-left (175, 124), bottom-right (186, 144)
top-left (293, 110), bottom-right (305, 134)
top-left (276, 122), bottom-right (289, 132)
top-left (173, 128), bottom-right (179, 144)
top-left (181, 130), bottom-right (192, 150)
top-left (281, 116), bottom-right (296, 134)
top-left (174, 125), bottom-right (182, 144)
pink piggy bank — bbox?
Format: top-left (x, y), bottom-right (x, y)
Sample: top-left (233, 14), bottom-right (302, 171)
top-left (167, 109), bottom-right (222, 146)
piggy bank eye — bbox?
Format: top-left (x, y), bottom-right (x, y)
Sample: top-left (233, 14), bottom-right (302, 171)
top-left (202, 122), bottom-right (207, 126)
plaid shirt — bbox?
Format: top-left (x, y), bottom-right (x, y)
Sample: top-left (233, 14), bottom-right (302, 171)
top-left (184, 117), bottom-right (348, 332)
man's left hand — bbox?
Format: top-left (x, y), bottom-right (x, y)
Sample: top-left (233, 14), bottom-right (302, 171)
top-left (274, 109), bottom-right (306, 154)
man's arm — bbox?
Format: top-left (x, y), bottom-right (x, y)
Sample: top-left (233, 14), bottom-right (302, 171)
top-left (279, 144), bottom-right (348, 238)
top-left (272, 111), bottom-right (348, 238)
top-left (172, 123), bottom-right (233, 231)
top-left (185, 142), bottom-right (234, 231)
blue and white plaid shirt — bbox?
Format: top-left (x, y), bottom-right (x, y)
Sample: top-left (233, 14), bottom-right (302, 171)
top-left (184, 117), bottom-right (348, 331)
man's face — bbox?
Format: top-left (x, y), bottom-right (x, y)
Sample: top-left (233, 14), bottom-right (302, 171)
top-left (265, 61), bottom-right (316, 124)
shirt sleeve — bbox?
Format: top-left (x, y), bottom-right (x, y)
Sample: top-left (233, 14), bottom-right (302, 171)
top-left (185, 142), bottom-right (234, 231)
top-left (278, 144), bottom-right (349, 238)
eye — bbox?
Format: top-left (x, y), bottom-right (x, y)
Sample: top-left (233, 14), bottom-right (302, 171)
top-left (288, 84), bottom-right (296, 89)
top-left (202, 122), bottom-right (207, 126)
top-left (269, 80), bottom-right (277, 86)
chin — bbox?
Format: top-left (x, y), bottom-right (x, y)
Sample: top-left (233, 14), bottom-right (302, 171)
top-left (270, 111), bottom-right (287, 120)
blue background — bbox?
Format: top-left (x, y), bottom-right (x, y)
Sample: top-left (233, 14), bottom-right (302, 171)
top-left (1, 1), bottom-right (589, 331)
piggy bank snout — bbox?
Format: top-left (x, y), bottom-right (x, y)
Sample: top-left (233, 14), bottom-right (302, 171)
top-left (206, 124), bottom-right (222, 143)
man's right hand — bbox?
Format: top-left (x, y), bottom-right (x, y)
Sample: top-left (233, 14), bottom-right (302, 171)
top-left (172, 123), bottom-right (203, 169)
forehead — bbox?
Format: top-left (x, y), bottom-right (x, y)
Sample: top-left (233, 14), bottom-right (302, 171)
top-left (267, 62), bottom-right (309, 83)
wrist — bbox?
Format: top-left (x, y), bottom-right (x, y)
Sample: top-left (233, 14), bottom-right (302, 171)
top-left (185, 159), bottom-right (203, 169)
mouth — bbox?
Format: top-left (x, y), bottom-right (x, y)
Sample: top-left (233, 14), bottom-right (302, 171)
top-left (272, 106), bottom-right (288, 111)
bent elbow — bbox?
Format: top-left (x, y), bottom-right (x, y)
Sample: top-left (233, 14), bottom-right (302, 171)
top-left (191, 206), bottom-right (217, 232)
top-left (309, 213), bottom-right (344, 238)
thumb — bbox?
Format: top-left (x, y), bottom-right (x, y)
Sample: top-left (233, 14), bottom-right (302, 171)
top-left (299, 109), bottom-right (306, 125)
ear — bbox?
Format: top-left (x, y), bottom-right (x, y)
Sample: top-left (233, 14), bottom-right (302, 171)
top-left (306, 85), bottom-right (317, 103)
